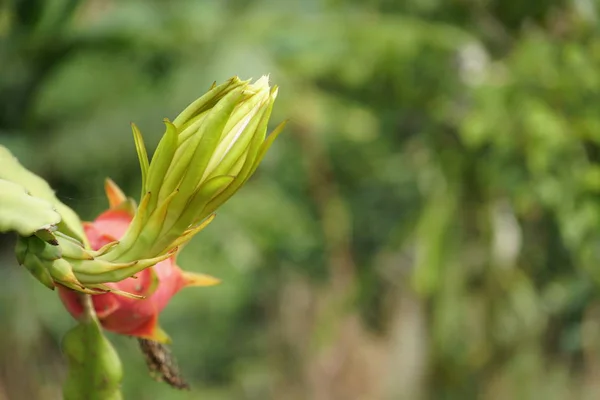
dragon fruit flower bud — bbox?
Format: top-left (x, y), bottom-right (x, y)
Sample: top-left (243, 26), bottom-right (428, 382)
top-left (100, 76), bottom-right (284, 265)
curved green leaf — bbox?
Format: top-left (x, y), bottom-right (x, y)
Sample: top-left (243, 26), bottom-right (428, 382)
top-left (0, 179), bottom-right (61, 236)
top-left (0, 145), bottom-right (87, 244)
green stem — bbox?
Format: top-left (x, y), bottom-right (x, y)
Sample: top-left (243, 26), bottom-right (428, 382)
top-left (81, 294), bottom-right (95, 322)
top-left (62, 294), bottom-right (124, 400)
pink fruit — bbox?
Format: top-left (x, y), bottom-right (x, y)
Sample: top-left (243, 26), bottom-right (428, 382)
top-left (58, 180), bottom-right (218, 342)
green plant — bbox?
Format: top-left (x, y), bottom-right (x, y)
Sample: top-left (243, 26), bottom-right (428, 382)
top-left (0, 76), bottom-right (283, 398)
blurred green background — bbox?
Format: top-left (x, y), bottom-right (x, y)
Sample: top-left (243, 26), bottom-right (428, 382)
top-left (2, 0), bottom-right (600, 399)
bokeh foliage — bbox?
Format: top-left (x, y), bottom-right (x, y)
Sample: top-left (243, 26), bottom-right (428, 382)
top-left (2, 0), bottom-right (600, 399)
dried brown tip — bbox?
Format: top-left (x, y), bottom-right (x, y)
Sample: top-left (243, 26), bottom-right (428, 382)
top-left (138, 339), bottom-right (190, 390)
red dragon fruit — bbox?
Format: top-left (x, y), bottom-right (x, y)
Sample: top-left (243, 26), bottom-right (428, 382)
top-left (58, 180), bottom-right (219, 342)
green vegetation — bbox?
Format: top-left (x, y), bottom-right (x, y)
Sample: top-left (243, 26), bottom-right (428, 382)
top-left (1, 0), bottom-right (599, 399)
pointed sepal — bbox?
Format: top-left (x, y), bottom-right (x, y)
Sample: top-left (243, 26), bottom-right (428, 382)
top-left (181, 270), bottom-right (220, 287)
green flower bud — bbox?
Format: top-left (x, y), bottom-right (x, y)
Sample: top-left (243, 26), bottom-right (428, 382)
top-left (103, 76), bottom-right (285, 262)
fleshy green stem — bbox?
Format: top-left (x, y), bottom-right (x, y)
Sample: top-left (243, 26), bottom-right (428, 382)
top-left (80, 294), bottom-right (95, 322)
top-left (62, 294), bottom-right (124, 400)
